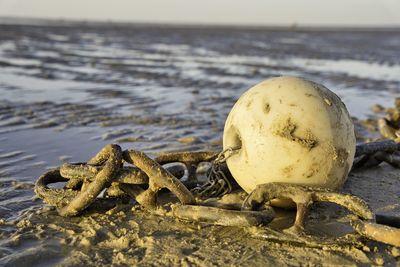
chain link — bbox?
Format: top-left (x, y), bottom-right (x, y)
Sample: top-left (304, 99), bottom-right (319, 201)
top-left (214, 146), bottom-right (241, 164)
top-left (192, 146), bottom-right (241, 198)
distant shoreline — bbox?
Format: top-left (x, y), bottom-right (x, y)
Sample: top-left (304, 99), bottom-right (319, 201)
top-left (1, 16), bottom-right (399, 32)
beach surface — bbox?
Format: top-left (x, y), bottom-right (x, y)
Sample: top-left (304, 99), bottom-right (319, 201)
top-left (0, 22), bottom-right (399, 266)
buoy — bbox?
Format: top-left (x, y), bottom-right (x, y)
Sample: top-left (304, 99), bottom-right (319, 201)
top-left (223, 76), bottom-right (355, 207)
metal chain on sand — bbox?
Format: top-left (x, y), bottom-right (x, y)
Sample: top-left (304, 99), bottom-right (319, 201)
top-left (35, 139), bottom-right (400, 247)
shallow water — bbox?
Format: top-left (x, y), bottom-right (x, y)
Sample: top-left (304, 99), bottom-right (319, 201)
top-left (0, 23), bottom-right (400, 266)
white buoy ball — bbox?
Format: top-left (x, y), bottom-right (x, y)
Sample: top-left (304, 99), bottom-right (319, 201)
top-left (223, 76), bottom-right (355, 207)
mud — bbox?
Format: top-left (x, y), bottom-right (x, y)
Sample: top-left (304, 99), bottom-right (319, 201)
top-left (0, 20), bottom-right (400, 266)
top-left (273, 118), bottom-right (318, 149)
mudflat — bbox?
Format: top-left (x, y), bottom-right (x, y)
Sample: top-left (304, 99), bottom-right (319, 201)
top-left (0, 22), bottom-right (399, 266)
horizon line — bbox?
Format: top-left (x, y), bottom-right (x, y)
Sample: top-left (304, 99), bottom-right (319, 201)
top-left (1, 16), bottom-right (400, 32)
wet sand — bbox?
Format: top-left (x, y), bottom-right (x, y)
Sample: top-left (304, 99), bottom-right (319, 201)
top-left (0, 21), bottom-right (399, 266)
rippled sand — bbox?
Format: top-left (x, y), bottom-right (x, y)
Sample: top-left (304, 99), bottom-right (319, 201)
top-left (0, 22), bottom-right (399, 266)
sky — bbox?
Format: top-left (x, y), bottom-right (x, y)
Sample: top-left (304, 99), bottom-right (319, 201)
top-left (0, 0), bottom-right (399, 27)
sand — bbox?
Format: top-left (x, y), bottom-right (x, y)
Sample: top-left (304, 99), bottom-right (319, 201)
top-left (1, 163), bottom-right (399, 266)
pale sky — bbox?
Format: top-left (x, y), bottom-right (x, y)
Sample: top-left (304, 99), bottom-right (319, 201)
top-left (0, 0), bottom-right (399, 27)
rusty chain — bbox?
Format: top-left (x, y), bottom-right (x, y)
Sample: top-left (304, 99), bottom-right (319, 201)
top-left (35, 140), bottom-right (400, 247)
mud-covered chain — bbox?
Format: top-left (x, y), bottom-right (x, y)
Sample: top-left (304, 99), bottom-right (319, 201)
top-left (35, 140), bottom-right (400, 247)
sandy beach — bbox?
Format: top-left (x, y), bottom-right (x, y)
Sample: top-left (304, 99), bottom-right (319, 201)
top-left (0, 22), bottom-right (399, 266)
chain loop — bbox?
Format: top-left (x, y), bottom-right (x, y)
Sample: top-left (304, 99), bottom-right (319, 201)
top-left (191, 146), bottom-right (240, 198)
